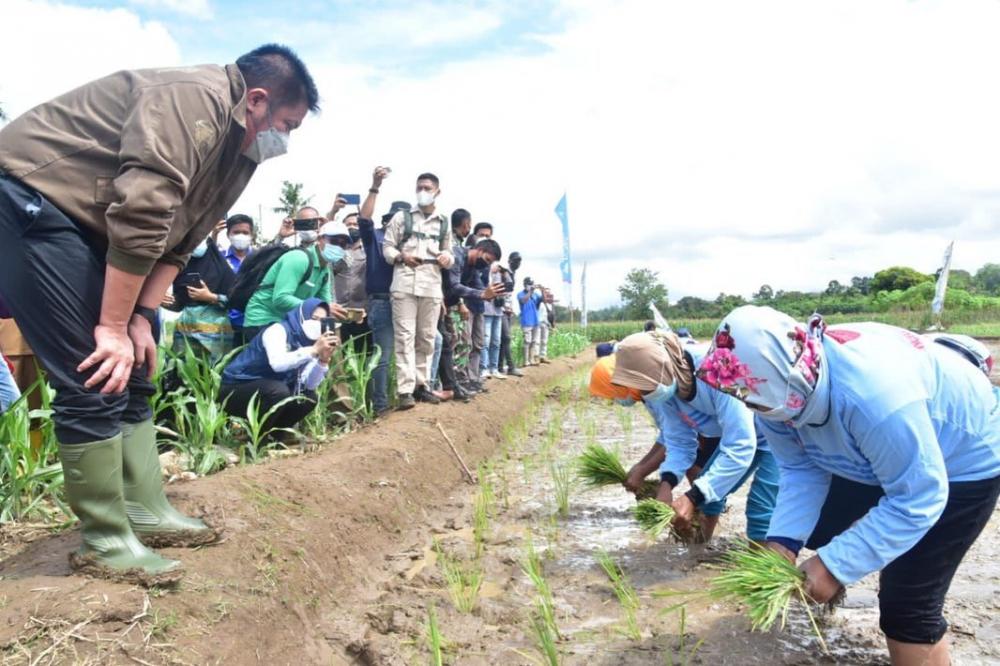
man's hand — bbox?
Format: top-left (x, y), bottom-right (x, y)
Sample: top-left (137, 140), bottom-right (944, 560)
top-left (78, 325), bottom-right (135, 393)
top-left (209, 219), bottom-right (226, 241)
top-left (800, 555), bottom-right (843, 604)
top-left (330, 196), bottom-right (348, 216)
top-left (400, 252), bottom-right (422, 268)
top-left (161, 292), bottom-right (176, 308)
top-left (314, 331), bottom-right (339, 364)
top-left (435, 253), bottom-right (450, 268)
top-left (623, 465), bottom-right (645, 494)
top-left (186, 281), bottom-right (217, 304)
top-left (482, 283), bottom-right (506, 300)
top-left (128, 314), bottom-right (157, 379)
top-left (329, 303), bottom-right (350, 321)
top-left (458, 303), bottom-right (471, 321)
top-left (671, 493), bottom-right (697, 532)
top-left (764, 541), bottom-right (797, 565)
top-left (279, 218), bottom-right (295, 238)
top-left (372, 166), bottom-right (390, 189)
top-left (655, 481), bottom-right (674, 505)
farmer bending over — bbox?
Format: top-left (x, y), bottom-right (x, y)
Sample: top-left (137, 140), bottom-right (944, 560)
top-left (0, 44), bottom-right (319, 584)
top-left (701, 305), bottom-right (1000, 666)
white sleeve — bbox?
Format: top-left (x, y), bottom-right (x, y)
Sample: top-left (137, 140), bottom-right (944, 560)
top-left (300, 359), bottom-right (329, 391)
top-left (262, 324), bottom-right (315, 373)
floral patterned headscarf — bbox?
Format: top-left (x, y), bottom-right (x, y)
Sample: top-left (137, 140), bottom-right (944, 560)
top-left (611, 331), bottom-right (694, 397)
top-left (697, 305), bottom-right (830, 425)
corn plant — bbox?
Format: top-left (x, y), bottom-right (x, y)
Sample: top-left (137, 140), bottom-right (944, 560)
top-left (550, 461), bottom-right (571, 518)
top-left (0, 388), bottom-right (67, 522)
top-left (434, 540), bottom-right (483, 613)
top-left (595, 550), bottom-right (642, 641)
top-left (228, 392), bottom-right (303, 464)
top-left (167, 392), bottom-right (229, 475)
top-left (301, 374), bottom-right (337, 440)
top-left (425, 604), bottom-right (446, 666)
top-left (338, 339), bottom-right (381, 423)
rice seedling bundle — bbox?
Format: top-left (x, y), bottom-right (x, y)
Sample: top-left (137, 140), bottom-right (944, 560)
top-left (709, 543), bottom-right (827, 651)
top-left (631, 499), bottom-right (677, 539)
top-left (575, 444), bottom-right (627, 488)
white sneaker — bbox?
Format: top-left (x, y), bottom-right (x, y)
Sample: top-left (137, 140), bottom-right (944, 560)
top-left (480, 370), bottom-right (489, 381)
top-left (491, 369), bottom-right (507, 380)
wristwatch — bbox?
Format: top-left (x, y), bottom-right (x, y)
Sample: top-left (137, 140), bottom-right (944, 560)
top-left (132, 305), bottom-right (157, 327)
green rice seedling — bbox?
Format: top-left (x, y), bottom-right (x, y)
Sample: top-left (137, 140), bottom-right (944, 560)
top-left (229, 392), bottom-right (303, 464)
top-left (522, 537), bottom-right (561, 641)
top-left (472, 471), bottom-right (494, 556)
top-left (709, 542), bottom-right (827, 652)
top-left (550, 461), bottom-right (571, 518)
top-left (530, 612), bottom-right (560, 666)
top-left (595, 550), bottom-right (642, 641)
top-left (615, 404), bottom-right (634, 440)
top-left (425, 604), bottom-right (445, 666)
top-left (434, 540), bottom-right (483, 613)
top-left (0, 388), bottom-right (67, 522)
top-left (575, 443), bottom-right (627, 488)
top-left (664, 606), bottom-right (704, 666)
top-left (582, 418), bottom-right (598, 444)
top-left (632, 499), bottom-right (677, 539)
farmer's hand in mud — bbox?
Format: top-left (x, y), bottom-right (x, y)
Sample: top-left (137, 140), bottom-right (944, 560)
top-left (623, 465), bottom-right (645, 494)
top-left (79, 325), bottom-right (135, 394)
top-left (279, 218), bottom-right (295, 238)
top-left (482, 283), bottom-right (505, 300)
top-left (800, 555), bottom-right (842, 604)
top-left (400, 252), bottom-right (422, 268)
top-left (764, 541), bottom-right (797, 565)
top-left (655, 481), bottom-right (673, 505)
top-left (458, 303), bottom-right (471, 321)
top-left (314, 331), bottom-right (338, 364)
top-left (187, 281), bottom-right (217, 304)
top-left (671, 493), bottom-right (697, 531)
top-left (329, 303), bottom-right (350, 321)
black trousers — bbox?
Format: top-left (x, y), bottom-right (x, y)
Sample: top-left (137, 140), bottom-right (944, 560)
top-left (437, 311), bottom-right (458, 391)
top-left (807, 474), bottom-right (1000, 644)
top-left (499, 312), bottom-right (516, 372)
top-left (220, 379), bottom-right (316, 431)
top-left (339, 319), bottom-right (371, 356)
top-left (0, 175), bottom-right (154, 444)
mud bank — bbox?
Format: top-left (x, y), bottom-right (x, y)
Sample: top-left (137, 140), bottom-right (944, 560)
top-left (0, 355), bottom-right (588, 665)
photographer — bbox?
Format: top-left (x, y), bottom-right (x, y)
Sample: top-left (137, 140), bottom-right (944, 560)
top-left (220, 298), bottom-right (337, 434)
top-left (518, 277), bottom-right (543, 366)
top-left (498, 252), bottom-right (523, 376)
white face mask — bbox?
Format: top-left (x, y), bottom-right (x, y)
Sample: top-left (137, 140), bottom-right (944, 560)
top-left (415, 189), bottom-right (436, 207)
top-left (297, 229), bottom-right (318, 244)
top-left (243, 107), bottom-right (290, 164)
top-left (302, 319), bottom-right (322, 341)
top-left (229, 233), bottom-right (252, 251)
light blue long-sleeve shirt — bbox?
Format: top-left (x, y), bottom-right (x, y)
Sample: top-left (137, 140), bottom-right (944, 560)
top-left (763, 323), bottom-right (1000, 585)
top-left (644, 345), bottom-right (770, 504)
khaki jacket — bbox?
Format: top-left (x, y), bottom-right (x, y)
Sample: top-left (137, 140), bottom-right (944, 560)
top-left (0, 64), bottom-right (256, 276)
top-left (382, 207), bottom-right (454, 299)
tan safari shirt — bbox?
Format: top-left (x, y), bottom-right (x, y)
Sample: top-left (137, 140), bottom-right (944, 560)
top-left (0, 64), bottom-right (256, 276)
top-left (382, 207), bottom-right (454, 299)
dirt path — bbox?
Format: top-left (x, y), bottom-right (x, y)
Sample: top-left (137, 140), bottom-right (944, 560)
top-left (0, 356), bottom-right (588, 665)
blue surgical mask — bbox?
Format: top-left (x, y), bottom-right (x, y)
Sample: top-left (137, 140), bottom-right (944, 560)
top-left (322, 243), bottom-right (346, 264)
top-left (614, 397), bottom-right (636, 407)
top-left (191, 239), bottom-right (208, 258)
top-left (642, 380), bottom-right (678, 407)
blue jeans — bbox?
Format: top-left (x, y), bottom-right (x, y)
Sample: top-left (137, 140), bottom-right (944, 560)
top-left (367, 296), bottom-right (394, 412)
top-left (0, 352), bottom-right (20, 413)
top-left (481, 314), bottom-right (502, 372)
top-left (430, 330), bottom-right (443, 388)
top-left (700, 447), bottom-right (779, 542)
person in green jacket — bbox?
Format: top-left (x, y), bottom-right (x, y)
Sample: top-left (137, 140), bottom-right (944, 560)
top-left (243, 221), bottom-right (350, 341)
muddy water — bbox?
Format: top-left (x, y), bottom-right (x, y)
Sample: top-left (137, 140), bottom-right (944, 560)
top-left (364, 370), bottom-right (1000, 665)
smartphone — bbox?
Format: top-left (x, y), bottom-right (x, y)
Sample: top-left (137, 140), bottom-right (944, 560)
top-left (293, 217), bottom-right (321, 231)
top-left (340, 193), bottom-right (361, 206)
top-left (320, 317), bottom-right (338, 334)
top-left (344, 307), bottom-right (366, 323)
top-left (182, 271), bottom-right (201, 286)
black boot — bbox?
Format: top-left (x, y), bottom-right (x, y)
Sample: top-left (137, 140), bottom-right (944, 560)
top-left (413, 385), bottom-right (441, 404)
top-left (451, 384), bottom-right (472, 403)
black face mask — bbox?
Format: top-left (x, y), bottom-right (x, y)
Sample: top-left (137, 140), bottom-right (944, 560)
top-left (348, 228), bottom-right (361, 242)
top-left (474, 256), bottom-right (490, 270)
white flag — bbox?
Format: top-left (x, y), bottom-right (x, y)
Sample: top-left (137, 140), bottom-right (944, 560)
top-left (580, 262), bottom-right (588, 328)
top-left (931, 241), bottom-right (954, 316)
top-left (649, 303), bottom-right (671, 332)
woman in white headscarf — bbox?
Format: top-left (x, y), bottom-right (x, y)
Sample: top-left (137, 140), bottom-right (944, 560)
top-left (699, 305), bottom-right (1000, 666)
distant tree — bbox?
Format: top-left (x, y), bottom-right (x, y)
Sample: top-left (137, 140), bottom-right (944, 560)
top-left (273, 181), bottom-right (312, 217)
top-left (825, 280), bottom-right (844, 296)
top-left (870, 266), bottom-right (933, 293)
top-left (753, 284), bottom-right (774, 301)
top-left (943, 269), bottom-right (972, 292)
top-left (714, 292), bottom-right (747, 313)
top-left (617, 268), bottom-right (669, 321)
top-left (973, 263), bottom-right (1000, 295)
top-left (850, 276), bottom-right (872, 295)
top-left (670, 296), bottom-right (714, 318)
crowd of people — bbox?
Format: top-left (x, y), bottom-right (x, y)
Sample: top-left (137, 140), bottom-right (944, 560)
top-left (1, 41), bottom-right (998, 666)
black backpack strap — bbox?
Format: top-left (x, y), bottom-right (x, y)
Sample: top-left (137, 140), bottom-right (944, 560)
top-left (296, 246), bottom-right (314, 287)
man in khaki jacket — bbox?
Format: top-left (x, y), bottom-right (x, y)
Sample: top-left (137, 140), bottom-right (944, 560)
top-left (0, 44), bottom-right (318, 585)
top-left (382, 173), bottom-right (454, 410)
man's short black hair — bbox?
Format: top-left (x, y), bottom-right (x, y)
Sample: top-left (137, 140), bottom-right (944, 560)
top-left (236, 43), bottom-right (320, 112)
top-left (473, 222), bottom-right (493, 235)
top-left (451, 208), bottom-right (471, 230)
top-left (474, 238), bottom-right (502, 262)
top-left (343, 212), bottom-right (360, 221)
top-left (417, 172), bottom-right (439, 187)
top-left (644, 320), bottom-right (656, 332)
top-left (226, 213), bottom-right (254, 232)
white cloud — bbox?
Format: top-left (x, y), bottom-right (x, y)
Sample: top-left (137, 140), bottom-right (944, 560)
top-left (4, 0), bottom-right (1000, 310)
top-left (0, 1), bottom-right (181, 118)
top-left (129, 0), bottom-right (213, 20)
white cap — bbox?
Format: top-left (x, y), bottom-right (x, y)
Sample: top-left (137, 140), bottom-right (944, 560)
top-left (319, 220), bottom-right (349, 239)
